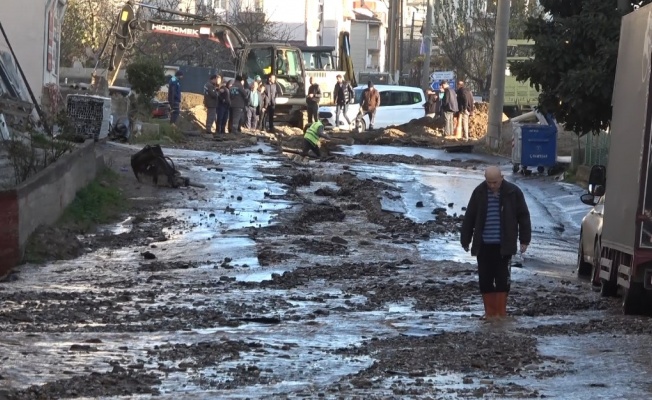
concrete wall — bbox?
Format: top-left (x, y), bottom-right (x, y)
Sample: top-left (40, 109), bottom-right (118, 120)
top-left (0, 141), bottom-right (100, 276)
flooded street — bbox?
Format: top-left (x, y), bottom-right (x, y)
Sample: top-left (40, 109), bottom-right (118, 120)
top-left (1, 142), bottom-right (651, 399)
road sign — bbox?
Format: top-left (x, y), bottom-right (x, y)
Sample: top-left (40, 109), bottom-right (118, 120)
top-left (429, 70), bottom-right (456, 91)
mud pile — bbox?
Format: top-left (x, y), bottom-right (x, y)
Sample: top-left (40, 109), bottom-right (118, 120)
top-left (387, 102), bottom-right (491, 139)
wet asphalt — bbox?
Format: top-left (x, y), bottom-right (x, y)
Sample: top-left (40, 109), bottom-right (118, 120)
top-left (0, 142), bottom-right (650, 399)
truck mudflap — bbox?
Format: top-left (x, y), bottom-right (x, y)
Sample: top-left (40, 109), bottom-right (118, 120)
top-left (643, 268), bottom-right (652, 290)
top-left (617, 263), bottom-right (632, 288)
top-left (598, 256), bottom-right (613, 281)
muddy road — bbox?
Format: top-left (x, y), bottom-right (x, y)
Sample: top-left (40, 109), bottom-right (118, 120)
top-left (1, 141), bottom-right (651, 399)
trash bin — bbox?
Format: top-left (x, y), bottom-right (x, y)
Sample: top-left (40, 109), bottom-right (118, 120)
top-left (512, 124), bottom-right (557, 174)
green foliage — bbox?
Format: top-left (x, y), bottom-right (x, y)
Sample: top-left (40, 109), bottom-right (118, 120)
top-left (60, 0), bottom-right (116, 67)
top-left (511, 0), bottom-right (652, 136)
top-left (60, 169), bottom-right (126, 231)
top-left (126, 59), bottom-right (166, 103)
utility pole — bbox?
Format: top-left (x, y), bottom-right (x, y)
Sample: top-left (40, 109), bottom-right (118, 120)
top-left (486, 0), bottom-right (510, 149)
top-left (420, 0), bottom-right (434, 90)
top-left (407, 11), bottom-right (415, 71)
top-left (399, 0), bottom-right (404, 81)
top-left (387, 0), bottom-right (396, 76)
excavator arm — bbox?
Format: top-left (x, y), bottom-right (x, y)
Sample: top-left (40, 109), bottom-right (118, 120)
top-left (103, 1), bottom-right (249, 86)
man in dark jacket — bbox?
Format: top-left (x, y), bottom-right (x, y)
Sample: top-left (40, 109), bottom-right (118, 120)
top-left (333, 74), bottom-right (354, 130)
top-left (441, 80), bottom-right (458, 136)
top-left (264, 74), bottom-right (279, 133)
top-left (306, 76), bottom-right (321, 124)
top-left (456, 81), bottom-right (475, 140)
top-left (203, 74), bottom-right (221, 135)
top-left (168, 70), bottom-right (183, 126)
top-left (460, 166), bottom-right (531, 319)
top-left (229, 75), bottom-right (249, 134)
top-left (216, 80), bottom-right (231, 134)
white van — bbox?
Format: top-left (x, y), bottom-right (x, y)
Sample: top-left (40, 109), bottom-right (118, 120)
top-left (318, 85), bottom-right (426, 130)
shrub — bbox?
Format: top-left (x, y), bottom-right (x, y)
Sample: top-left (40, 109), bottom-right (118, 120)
top-left (125, 58), bottom-right (166, 103)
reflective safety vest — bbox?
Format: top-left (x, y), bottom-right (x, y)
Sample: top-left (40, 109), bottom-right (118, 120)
top-left (304, 121), bottom-right (323, 145)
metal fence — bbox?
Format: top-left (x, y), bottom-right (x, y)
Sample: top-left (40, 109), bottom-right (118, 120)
top-left (583, 130), bottom-right (610, 167)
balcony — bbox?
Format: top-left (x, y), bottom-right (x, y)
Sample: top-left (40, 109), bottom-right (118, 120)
top-left (366, 36), bottom-right (381, 51)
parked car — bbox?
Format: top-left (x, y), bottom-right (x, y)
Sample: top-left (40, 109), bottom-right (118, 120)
top-left (577, 193), bottom-right (605, 287)
top-left (318, 85), bottom-right (425, 130)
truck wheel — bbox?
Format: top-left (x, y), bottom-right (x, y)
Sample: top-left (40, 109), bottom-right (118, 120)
top-left (537, 166), bottom-right (545, 174)
top-left (622, 282), bottom-right (647, 315)
top-left (512, 164), bottom-right (520, 174)
top-left (576, 237), bottom-right (592, 276)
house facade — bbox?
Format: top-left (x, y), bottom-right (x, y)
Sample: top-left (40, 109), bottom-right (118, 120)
top-left (0, 0), bottom-right (67, 104)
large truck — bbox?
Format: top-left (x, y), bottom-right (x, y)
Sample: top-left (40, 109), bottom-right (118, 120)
top-left (504, 39), bottom-right (539, 118)
top-left (582, 4), bottom-right (652, 314)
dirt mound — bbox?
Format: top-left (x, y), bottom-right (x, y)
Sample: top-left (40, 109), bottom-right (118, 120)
top-left (388, 102), bottom-right (491, 139)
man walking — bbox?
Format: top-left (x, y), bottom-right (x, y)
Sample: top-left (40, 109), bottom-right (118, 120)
top-left (333, 74), bottom-right (354, 130)
top-left (360, 81), bottom-right (380, 130)
top-left (264, 74), bottom-right (279, 133)
top-left (168, 70), bottom-right (183, 127)
top-left (301, 120), bottom-right (331, 159)
top-left (203, 74), bottom-right (221, 135)
top-left (440, 80), bottom-right (458, 136)
top-left (306, 76), bottom-right (321, 124)
top-left (456, 81), bottom-right (475, 140)
top-left (229, 75), bottom-right (249, 134)
top-left (460, 166), bottom-right (531, 319)
top-left (216, 80), bottom-right (231, 134)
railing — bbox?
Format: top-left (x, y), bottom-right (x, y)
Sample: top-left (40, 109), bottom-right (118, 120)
top-left (584, 130), bottom-right (610, 167)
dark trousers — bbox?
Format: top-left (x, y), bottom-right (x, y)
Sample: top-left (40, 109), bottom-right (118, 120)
top-left (258, 110), bottom-right (266, 130)
top-left (477, 244), bottom-right (511, 294)
top-left (307, 102), bottom-right (319, 124)
top-left (361, 108), bottom-right (376, 129)
top-left (301, 139), bottom-right (321, 158)
top-left (217, 105), bottom-right (229, 133)
top-left (170, 103), bottom-right (180, 124)
top-left (267, 105), bottom-right (275, 131)
top-left (206, 107), bottom-right (217, 133)
top-left (230, 107), bottom-right (244, 133)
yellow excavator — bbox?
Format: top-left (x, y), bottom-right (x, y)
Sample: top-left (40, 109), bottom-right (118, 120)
top-left (99, 1), bottom-right (313, 125)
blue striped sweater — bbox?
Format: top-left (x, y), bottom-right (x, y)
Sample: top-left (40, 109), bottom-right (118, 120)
top-left (482, 192), bottom-right (501, 244)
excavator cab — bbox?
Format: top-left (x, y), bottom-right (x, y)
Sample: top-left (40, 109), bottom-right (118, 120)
top-left (239, 44), bottom-right (305, 100)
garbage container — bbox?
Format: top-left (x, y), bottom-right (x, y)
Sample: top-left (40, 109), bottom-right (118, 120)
top-left (512, 124), bottom-right (557, 174)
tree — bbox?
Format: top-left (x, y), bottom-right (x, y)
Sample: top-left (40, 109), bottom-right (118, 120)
top-left (60, 0), bottom-right (117, 67)
top-left (510, 0), bottom-right (652, 136)
top-left (432, 0), bottom-right (539, 94)
top-left (126, 58), bottom-right (166, 103)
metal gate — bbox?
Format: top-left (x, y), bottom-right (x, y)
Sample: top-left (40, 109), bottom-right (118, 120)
top-left (584, 130), bottom-right (610, 167)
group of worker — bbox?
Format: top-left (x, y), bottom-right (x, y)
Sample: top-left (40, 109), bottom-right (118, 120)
top-left (201, 73), bottom-right (279, 135)
top-left (425, 80), bottom-right (475, 140)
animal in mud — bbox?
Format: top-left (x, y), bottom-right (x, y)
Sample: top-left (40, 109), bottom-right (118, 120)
top-left (130, 145), bottom-right (182, 187)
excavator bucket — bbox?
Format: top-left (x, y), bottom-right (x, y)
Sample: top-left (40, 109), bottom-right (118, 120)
top-left (338, 32), bottom-right (357, 88)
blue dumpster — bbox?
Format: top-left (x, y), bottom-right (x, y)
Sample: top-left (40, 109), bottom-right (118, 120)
top-left (519, 124), bottom-right (557, 172)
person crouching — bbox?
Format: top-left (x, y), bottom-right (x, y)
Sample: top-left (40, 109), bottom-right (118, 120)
top-left (301, 120), bottom-right (331, 159)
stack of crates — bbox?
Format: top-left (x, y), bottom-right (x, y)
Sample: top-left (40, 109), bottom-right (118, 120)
top-left (66, 94), bottom-right (112, 141)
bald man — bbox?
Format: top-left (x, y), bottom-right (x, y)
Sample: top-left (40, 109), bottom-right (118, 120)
top-left (460, 166), bottom-right (531, 319)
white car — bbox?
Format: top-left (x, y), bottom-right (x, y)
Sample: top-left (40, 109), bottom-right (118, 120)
top-left (318, 84), bottom-right (426, 130)
top-left (577, 194), bottom-right (604, 286)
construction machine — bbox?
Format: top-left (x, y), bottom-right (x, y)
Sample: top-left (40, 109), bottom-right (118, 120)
top-left (298, 32), bottom-right (357, 107)
top-left (100, 1), bottom-right (308, 125)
